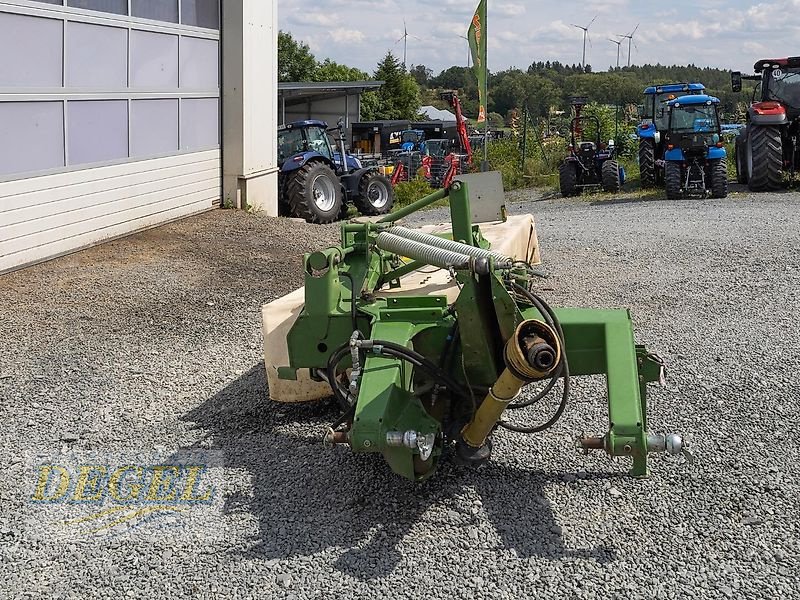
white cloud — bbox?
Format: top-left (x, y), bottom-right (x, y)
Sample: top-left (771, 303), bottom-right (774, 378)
top-left (277, 0), bottom-right (800, 74)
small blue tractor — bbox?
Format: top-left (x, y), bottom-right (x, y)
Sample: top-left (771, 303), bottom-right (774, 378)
top-left (662, 94), bottom-right (728, 199)
top-left (637, 83), bottom-right (706, 187)
top-left (559, 98), bottom-right (625, 196)
top-left (277, 119), bottom-right (394, 223)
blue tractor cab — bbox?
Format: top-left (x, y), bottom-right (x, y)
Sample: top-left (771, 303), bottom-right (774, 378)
top-left (399, 129), bottom-right (427, 153)
top-left (662, 95), bottom-right (728, 199)
top-left (277, 119), bottom-right (394, 223)
top-left (637, 83), bottom-right (706, 187)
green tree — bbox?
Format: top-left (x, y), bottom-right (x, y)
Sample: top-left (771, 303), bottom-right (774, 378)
top-left (409, 64), bottom-right (433, 87)
top-left (430, 66), bottom-right (473, 91)
top-left (278, 31), bottom-right (316, 82)
top-left (314, 59), bottom-right (369, 82)
top-left (372, 52), bottom-right (421, 120)
top-left (487, 112), bottom-right (505, 128)
top-left (359, 91), bottom-right (382, 121)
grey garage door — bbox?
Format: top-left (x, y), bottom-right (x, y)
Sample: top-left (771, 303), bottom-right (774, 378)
top-left (0, 0), bottom-right (221, 274)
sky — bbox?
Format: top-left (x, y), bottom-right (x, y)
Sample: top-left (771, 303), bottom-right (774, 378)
top-left (278, 0), bottom-right (800, 75)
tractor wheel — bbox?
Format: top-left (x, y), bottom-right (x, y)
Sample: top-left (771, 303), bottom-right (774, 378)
top-left (735, 131), bottom-right (749, 184)
top-left (710, 159), bottom-right (728, 199)
top-left (639, 138), bottom-right (656, 188)
top-left (286, 161), bottom-right (343, 224)
top-left (559, 161), bottom-right (580, 197)
top-left (665, 161), bottom-right (682, 199)
top-left (747, 125), bottom-right (783, 192)
top-left (601, 160), bottom-right (622, 192)
top-left (354, 173), bottom-right (394, 216)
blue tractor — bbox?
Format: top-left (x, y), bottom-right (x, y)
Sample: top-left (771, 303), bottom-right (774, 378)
top-left (277, 119), bottom-right (394, 223)
top-left (638, 83), bottom-right (706, 187)
top-left (662, 95), bottom-right (728, 199)
top-left (399, 129), bottom-right (427, 153)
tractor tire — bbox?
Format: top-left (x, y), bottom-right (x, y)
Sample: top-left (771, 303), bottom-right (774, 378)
top-left (601, 160), bottom-right (622, 192)
top-left (286, 161), bottom-right (343, 224)
top-left (354, 173), bottom-right (394, 216)
top-left (639, 138), bottom-right (656, 188)
top-left (735, 130), bottom-right (749, 184)
top-left (665, 161), bottom-right (682, 199)
top-left (747, 125), bottom-right (783, 192)
top-left (710, 158), bottom-right (728, 199)
top-left (559, 161), bottom-right (580, 197)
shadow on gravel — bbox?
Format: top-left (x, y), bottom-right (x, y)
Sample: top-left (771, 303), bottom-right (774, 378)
top-left (183, 364), bottom-right (618, 580)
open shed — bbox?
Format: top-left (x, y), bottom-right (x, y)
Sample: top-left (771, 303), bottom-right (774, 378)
top-left (278, 81), bottom-right (383, 140)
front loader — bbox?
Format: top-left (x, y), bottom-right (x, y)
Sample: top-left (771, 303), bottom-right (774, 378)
top-left (274, 172), bottom-right (686, 481)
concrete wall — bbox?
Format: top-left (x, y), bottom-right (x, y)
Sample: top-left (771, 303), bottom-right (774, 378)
top-left (221, 0), bottom-right (278, 214)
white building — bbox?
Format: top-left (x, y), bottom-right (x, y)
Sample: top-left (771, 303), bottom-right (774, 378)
top-left (0, 0), bottom-right (278, 275)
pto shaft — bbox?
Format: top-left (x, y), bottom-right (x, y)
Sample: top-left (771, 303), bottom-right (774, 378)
top-left (458, 320), bottom-right (562, 454)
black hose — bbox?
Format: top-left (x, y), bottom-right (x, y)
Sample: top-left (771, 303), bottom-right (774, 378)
top-left (324, 334), bottom-right (476, 419)
top-left (506, 283), bottom-right (561, 410)
top-left (439, 322), bottom-right (460, 369)
top-left (326, 343), bottom-right (353, 411)
top-left (330, 405), bottom-right (355, 430)
top-left (372, 340), bottom-right (473, 409)
top-left (499, 283), bottom-right (571, 433)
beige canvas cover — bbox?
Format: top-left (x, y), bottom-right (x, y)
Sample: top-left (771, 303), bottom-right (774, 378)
top-left (262, 214), bottom-right (541, 403)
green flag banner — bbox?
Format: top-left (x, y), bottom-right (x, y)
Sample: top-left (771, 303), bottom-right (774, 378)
top-left (468, 0), bottom-right (487, 123)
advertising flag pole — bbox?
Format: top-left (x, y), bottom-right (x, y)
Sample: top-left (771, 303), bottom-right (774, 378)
top-left (482, 3), bottom-right (489, 171)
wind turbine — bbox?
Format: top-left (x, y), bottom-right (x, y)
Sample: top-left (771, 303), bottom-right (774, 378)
top-left (618, 24), bottom-right (640, 67)
top-left (395, 20), bottom-right (420, 69)
top-left (571, 15), bottom-right (597, 68)
top-left (458, 34), bottom-right (471, 68)
top-left (609, 37), bottom-right (623, 69)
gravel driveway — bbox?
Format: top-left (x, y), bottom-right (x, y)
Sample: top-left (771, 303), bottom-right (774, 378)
top-left (1, 186), bottom-right (799, 599)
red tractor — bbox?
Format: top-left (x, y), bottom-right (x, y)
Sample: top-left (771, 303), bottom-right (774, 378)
top-left (732, 57), bottom-right (800, 191)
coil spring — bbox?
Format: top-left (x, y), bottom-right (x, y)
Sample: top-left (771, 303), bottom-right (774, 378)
top-left (376, 232), bottom-right (472, 271)
top-left (386, 226), bottom-right (513, 267)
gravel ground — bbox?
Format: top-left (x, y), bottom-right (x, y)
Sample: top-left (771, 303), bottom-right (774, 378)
top-left (1, 186), bottom-right (799, 599)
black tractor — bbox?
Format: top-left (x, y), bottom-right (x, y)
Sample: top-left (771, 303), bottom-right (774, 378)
top-left (277, 119), bottom-right (394, 223)
top-left (559, 114), bottom-right (625, 197)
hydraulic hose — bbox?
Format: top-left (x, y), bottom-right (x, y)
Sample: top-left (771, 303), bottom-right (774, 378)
top-left (326, 343), bottom-right (354, 411)
top-left (325, 337), bottom-right (476, 417)
top-left (506, 283), bottom-right (562, 410)
top-left (499, 283), bottom-right (571, 433)
top-left (367, 340), bottom-right (474, 412)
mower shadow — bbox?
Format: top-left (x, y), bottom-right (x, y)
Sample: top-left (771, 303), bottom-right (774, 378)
top-left (183, 363), bottom-right (619, 580)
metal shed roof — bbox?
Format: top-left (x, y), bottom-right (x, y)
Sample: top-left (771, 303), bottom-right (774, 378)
top-left (278, 81), bottom-right (384, 100)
